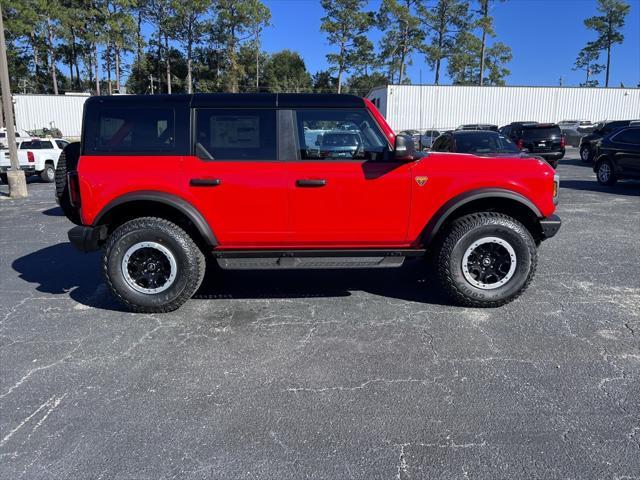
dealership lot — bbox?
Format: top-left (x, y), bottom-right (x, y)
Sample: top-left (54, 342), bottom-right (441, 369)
top-left (0, 150), bottom-right (638, 479)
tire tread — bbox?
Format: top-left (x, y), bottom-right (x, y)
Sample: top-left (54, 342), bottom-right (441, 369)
top-left (102, 217), bottom-right (206, 313)
top-left (436, 212), bottom-right (537, 308)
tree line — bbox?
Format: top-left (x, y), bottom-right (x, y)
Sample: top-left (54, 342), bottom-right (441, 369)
top-left (573, 0), bottom-right (631, 88)
top-left (3, 0), bottom-right (632, 97)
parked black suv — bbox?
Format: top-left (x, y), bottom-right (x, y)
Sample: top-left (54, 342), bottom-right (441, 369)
top-left (499, 122), bottom-right (565, 168)
top-left (592, 126), bottom-right (640, 185)
top-left (579, 120), bottom-right (637, 163)
top-left (431, 130), bottom-right (537, 159)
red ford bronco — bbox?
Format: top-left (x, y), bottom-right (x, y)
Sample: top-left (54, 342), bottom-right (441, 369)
top-left (56, 93), bottom-right (560, 312)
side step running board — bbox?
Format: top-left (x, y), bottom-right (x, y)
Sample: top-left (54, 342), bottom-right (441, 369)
top-left (213, 249), bottom-right (426, 271)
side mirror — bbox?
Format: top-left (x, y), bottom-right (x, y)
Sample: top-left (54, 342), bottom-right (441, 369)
top-left (316, 135), bottom-right (322, 146)
top-left (394, 134), bottom-right (417, 162)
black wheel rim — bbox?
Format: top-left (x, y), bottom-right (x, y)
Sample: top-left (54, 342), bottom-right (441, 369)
top-left (122, 242), bottom-right (177, 294)
top-left (462, 237), bottom-right (517, 290)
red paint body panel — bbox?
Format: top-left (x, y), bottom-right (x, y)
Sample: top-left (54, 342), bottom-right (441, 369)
top-left (286, 160), bottom-right (413, 246)
top-left (77, 99), bottom-right (557, 251)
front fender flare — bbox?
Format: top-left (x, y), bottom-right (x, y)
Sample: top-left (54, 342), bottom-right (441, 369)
top-left (420, 188), bottom-right (543, 246)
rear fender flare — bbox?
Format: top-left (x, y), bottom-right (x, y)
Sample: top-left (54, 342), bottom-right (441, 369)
top-left (93, 191), bottom-right (217, 246)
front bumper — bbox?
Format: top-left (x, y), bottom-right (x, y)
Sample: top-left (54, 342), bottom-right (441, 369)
top-left (68, 225), bottom-right (107, 253)
top-left (539, 214), bottom-right (561, 239)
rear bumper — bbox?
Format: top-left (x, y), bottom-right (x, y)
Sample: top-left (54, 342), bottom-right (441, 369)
top-left (0, 165), bottom-right (35, 174)
top-left (538, 150), bottom-right (565, 161)
top-left (539, 214), bottom-right (561, 239)
top-left (68, 225), bottom-right (107, 253)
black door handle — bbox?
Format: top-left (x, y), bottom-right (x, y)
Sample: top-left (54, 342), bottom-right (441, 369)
top-left (296, 179), bottom-right (327, 187)
top-left (190, 178), bottom-right (221, 187)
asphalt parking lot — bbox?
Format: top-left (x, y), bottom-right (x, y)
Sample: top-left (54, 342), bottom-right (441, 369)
top-left (1, 149), bottom-right (638, 479)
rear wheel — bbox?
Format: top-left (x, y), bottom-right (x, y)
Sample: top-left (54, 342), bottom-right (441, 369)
top-left (435, 212), bottom-right (537, 307)
top-left (596, 160), bottom-right (617, 186)
top-left (103, 217), bottom-right (206, 313)
top-left (40, 163), bottom-right (55, 183)
top-left (580, 145), bottom-right (591, 163)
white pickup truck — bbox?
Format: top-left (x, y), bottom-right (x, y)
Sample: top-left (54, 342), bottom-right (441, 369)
top-left (0, 138), bottom-right (69, 183)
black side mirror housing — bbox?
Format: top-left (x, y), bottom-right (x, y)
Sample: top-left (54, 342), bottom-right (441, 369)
top-left (394, 134), bottom-right (417, 162)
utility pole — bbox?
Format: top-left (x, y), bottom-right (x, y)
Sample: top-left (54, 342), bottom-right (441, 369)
top-left (0, 3), bottom-right (28, 198)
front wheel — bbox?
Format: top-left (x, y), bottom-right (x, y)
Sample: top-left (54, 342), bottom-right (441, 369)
top-left (596, 160), bottom-right (617, 186)
top-left (103, 217), bottom-right (206, 313)
top-left (435, 212), bottom-right (537, 308)
top-left (580, 145), bottom-right (591, 163)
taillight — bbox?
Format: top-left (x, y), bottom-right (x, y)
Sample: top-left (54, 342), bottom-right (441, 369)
top-left (67, 172), bottom-right (81, 207)
top-left (560, 136), bottom-right (565, 148)
top-left (517, 139), bottom-right (524, 150)
top-left (27, 151), bottom-right (35, 162)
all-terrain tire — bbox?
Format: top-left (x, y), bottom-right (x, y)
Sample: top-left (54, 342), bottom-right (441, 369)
top-left (435, 212), bottom-right (537, 308)
top-left (596, 160), bottom-right (617, 186)
top-left (103, 217), bottom-right (206, 313)
top-left (55, 142), bottom-right (82, 224)
top-left (41, 163), bottom-right (55, 183)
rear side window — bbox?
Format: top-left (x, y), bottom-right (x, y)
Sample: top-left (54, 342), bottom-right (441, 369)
top-left (195, 109), bottom-right (276, 161)
top-left (55, 140), bottom-right (69, 149)
top-left (294, 109), bottom-right (388, 161)
top-left (85, 107), bottom-right (175, 154)
top-left (613, 128), bottom-right (640, 145)
top-left (602, 121), bottom-right (627, 134)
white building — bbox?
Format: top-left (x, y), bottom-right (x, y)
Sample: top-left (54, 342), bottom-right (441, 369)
top-left (367, 84), bottom-right (640, 132)
top-left (13, 93), bottom-right (90, 138)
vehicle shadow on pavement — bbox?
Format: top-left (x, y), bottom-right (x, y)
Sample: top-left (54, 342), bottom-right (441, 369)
top-left (11, 242), bottom-right (125, 311)
top-left (195, 258), bottom-right (453, 306)
top-left (12, 245), bottom-right (452, 310)
top-left (560, 158), bottom-right (593, 168)
top-left (42, 206), bottom-right (65, 216)
top-left (560, 179), bottom-right (640, 196)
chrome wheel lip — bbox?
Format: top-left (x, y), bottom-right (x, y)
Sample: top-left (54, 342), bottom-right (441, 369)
top-left (598, 163), bottom-right (610, 181)
top-left (122, 241), bottom-right (177, 294)
top-left (461, 236), bottom-right (517, 290)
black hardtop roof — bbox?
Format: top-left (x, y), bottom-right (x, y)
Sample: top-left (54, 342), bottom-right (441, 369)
top-left (85, 93), bottom-right (366, 109)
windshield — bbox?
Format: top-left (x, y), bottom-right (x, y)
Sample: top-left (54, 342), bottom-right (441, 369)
top-left (322, 133), bottom-right (358, 147)
top-left (455, 133), bottom-right (520, 155)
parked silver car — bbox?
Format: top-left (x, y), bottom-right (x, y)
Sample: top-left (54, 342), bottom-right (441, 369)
top-left (558, 120), bottom-right (595, 147)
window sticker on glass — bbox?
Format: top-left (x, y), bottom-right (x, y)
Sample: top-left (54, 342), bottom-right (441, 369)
top-left (211, 116), bottom-right (260, 149)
